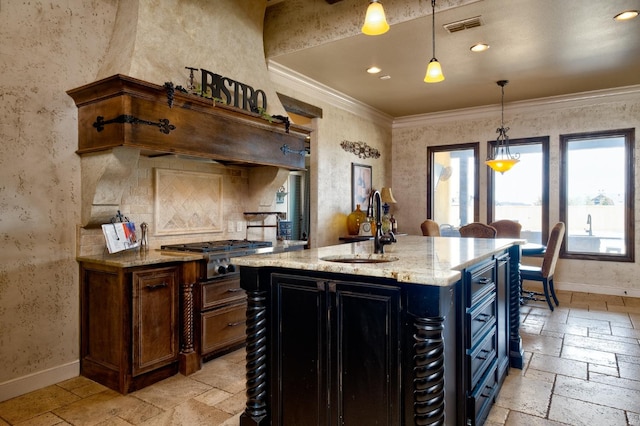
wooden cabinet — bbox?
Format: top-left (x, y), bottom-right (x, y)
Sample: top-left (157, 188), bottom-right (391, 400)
top-left (80, 262), bottom-right (182, 394)
top-left (270, 273), bottom-right (401, 425)
top-left (239, 245), bottom-right (520, 426)
top-left (462, 255), bottom-right (511, 425)
top-left (199, 275), bottom-right (247, 359)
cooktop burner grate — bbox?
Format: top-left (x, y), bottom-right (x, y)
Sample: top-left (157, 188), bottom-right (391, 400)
top-left (161, 239), bottom-right (272, 253)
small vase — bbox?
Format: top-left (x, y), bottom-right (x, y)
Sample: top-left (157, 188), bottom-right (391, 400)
top-left (347, 204), bottom-right (366, 235)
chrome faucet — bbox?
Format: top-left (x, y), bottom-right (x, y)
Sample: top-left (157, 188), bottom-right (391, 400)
top-left (369, 190), bottom-right (396, 253)
top-left (585, 213), bottom-right (592, 236)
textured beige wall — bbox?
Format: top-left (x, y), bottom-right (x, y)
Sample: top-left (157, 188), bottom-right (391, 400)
top-left (392, 95), bottom-right (640, 294)
top-left (0, 0), bottom-right (290, 397)
top-left (0, 0), bottom-right (118, 385)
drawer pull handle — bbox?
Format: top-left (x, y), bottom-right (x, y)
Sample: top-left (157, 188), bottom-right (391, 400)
top-left (227, 321), bottom-right (245, 327)
top-left (226, 288), bottom-right (243, 293)
top-left (477, 277), bottom-right (491, 285)
top-left (476, 313), bottom-right (491, 323)
top-left (477, 349), bottom-right (490, 360)
top-left (481, 383), bottom-right (495, 398)
top-left (146, 282), bottom-right (168, 290)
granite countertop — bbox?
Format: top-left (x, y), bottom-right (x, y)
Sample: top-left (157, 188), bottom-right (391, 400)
top-left (232, 235), bottom-right (522, 286)
top-left (76, 240), bottom-right (308, 268)
top-left (77, 249), bottom-right (204, 268)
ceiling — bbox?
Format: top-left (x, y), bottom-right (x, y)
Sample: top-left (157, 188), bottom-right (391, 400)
top-left (266, 0), bottom-right (640, 118)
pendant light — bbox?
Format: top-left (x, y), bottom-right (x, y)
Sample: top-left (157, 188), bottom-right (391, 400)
top-left (362, 0), bottom-right (390, 36)
top-left (486, 80), bottom-right (520, 174)
top-left (424, 0), bottom-right (444, 83)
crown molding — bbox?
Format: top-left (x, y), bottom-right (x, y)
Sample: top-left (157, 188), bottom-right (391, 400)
top-left (268, 60), bottom-right (394, 126)
top-left (268, 59), bottom-right (640, 131)
top-left (393, 84), bottom-right (640, 129)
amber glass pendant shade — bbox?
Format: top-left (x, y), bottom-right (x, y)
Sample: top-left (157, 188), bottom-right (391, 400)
top-left (362, 0), bottom-right (390, 35)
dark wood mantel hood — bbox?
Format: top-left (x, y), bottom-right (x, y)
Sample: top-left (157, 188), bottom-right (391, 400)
top-left (67, 74), bottom-right (310, 170)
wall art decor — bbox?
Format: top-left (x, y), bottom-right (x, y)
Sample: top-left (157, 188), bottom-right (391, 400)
top-left (352, 163), bottom-right (372, 211)
top-left (341, 140), bottom-right (380, 159)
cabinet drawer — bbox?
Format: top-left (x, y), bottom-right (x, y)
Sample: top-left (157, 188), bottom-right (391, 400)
top-left (201, 276), bottom-right (245, 309)
top-left (468, 360), bottom-right (498, 426)
top-left (467, 261), bottom-right (495, 306)
top-left (467, 291), bottom-right (497, 348)
top-left (468, 329), bottom-right (497, 390)
top-left (201, 302), bottom-right (246, 355)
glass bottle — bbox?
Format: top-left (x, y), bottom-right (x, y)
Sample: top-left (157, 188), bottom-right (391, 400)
top-left (390, 214), bottom-right (397, 233)
top-left (347, 204), bottom-right (366, 235)
top-left (381, 204), bottom-right (391, 234)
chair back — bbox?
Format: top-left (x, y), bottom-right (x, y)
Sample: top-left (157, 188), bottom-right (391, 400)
top-left (459, 222), bottom-right (497, 238)
top-left (541, 222), bottom-right (565, 278)
top-left (489, 219), bottom-right (522, 238)
top-left (421, 220), bottom-right (441, 236)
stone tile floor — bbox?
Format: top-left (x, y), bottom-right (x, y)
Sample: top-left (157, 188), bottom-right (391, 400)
top-left (0, 290), bottom-right (638, 425)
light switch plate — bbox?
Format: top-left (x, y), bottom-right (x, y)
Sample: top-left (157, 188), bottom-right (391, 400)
top-left (236, 221), bottom-right (243, 232)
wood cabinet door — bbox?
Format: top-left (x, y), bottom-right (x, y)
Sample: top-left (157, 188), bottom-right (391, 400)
top-left (132, 266), bottom-right (179, 376)
top-left (270, 274), bottom-right (401, 426)
top-left (332, 281), bottom-right (401, 426)
top-left (271, 274), bottom-right (330, 426)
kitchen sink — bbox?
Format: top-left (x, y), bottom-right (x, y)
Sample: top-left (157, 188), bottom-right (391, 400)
top-left (320, 255), bottom-right (399, 264)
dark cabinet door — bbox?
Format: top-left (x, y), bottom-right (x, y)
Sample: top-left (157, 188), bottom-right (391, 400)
top-left (271, 274), bottom-right (401, 426)
top-left (332, 281), bottom-right (401, 426)
top-left (132, 267), bottom-right (179, 376)
top-left (271, 274), bottom-right (330, 426)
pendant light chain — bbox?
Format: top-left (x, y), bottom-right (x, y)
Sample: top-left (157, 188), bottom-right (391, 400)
top-left (431, 0), bottom-right (436, 59)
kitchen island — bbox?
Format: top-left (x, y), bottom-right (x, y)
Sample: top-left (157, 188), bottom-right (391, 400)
top-left (233, 236), bottom-right (523, 426)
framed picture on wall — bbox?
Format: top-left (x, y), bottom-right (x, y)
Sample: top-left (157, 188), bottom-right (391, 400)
top-left (352, 163), bottom-right (372, 211)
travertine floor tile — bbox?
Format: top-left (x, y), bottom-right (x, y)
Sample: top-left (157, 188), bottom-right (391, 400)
top-left (504, 410), bottom-right (566, 425)
top-left (131, 375), bottom-right (211, 410)
top-left (522, 333), bottom-right (563, 356)
top-left (0, 386), bottom-right (80, 424)
top-left (13, 412), bottom-right (69, 426)
top-left (494, 374), bottom-right (552, 417)
top-left (548, 394), bottom-right (627, 425)
top-left (51, 390), bottom-right (121, 426)
top-left (554, 375), bottom-right (640, 413)
top-left (529, 353), bottom-right (587, 379)
top-left (561, 344), bottom-right (617, 367)
top-left (564, 333), bottom-right (640, 357)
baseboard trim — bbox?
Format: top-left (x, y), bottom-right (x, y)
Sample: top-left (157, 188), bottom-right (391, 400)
top-left (0, 360), bottom-right (79, 402)
top-left (556, 282), bottom-right (640, 298)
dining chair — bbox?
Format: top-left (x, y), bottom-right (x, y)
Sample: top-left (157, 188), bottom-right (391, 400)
top-left (489, 219), bottom-right (522, 238)
top-left (520, 222), bottom-right (565, 311)
top-left (458, 222), bottom-right (497, 238)
top-left (420, 220), bottom-right (441, 236)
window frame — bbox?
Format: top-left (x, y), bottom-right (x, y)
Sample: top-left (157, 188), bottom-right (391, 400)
top-left (559, 128), bottom-right (635, 262)
top-left (427, 142), bottom-right (480, 223)
top-left (487, 136), bottom-right (550, 243)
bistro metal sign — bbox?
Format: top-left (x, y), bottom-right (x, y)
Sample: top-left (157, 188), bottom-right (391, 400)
top-left (185, 67), bottom-right (267, 113)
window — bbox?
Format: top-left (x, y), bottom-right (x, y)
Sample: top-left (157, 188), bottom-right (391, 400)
top-left (560, 129), bottom-right (634, 261)
top-left (488, 137), bottom-right (549, 244)
top-left (427, 143), bottom-right (479, 235)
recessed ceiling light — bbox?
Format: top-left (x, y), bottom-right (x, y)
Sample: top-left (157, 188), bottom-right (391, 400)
top-left (379, 75), bottom-right (391, 80)
top-left (367, 66), bottom-right (382, 74)
top-left (614, 10), bottom-right (639, 21)
top-left (470, 43), bottom-right (490, 52)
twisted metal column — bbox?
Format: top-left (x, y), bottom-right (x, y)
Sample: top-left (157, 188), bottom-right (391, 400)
top-left (413, 316), bottom-right (446, 426)
top-left (242, 289), bottom-right (269, 425)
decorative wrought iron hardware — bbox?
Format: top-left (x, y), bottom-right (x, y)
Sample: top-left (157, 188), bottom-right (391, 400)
top-left (93, 115), bottom-right (176, 134)
top-left (280, 144), bottom-right (306, 157)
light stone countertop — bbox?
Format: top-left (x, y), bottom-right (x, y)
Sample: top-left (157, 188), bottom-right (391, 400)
top-left (77, 249), bottom-right (204, 268)
top-left (76, 240), bottom-right (308, 268)
top-left (232, 235), bottom-right (522, 286)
